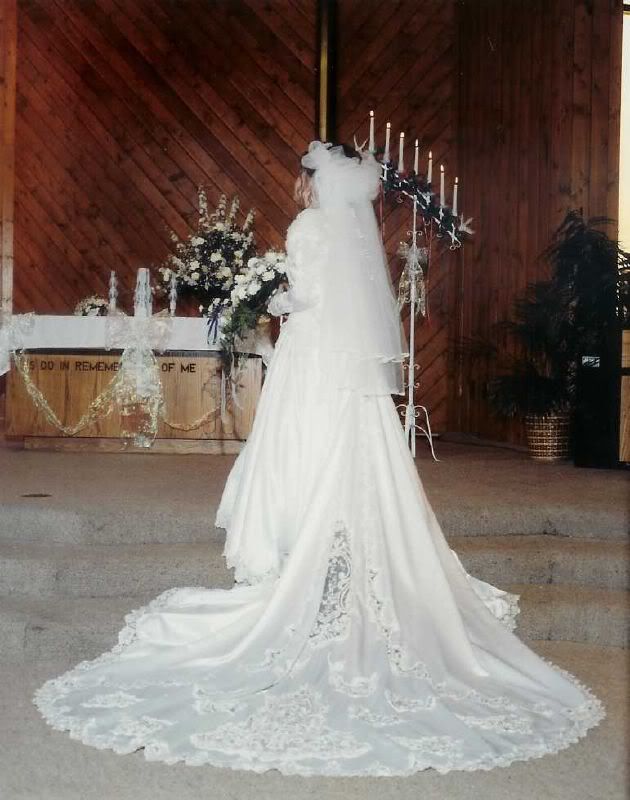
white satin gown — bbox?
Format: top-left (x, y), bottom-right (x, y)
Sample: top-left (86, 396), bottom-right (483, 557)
top-left (34, 208), bottom-right (604, 776)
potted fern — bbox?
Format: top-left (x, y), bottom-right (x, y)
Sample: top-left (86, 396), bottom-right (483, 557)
top-left (484, 211), bottom-right (629, 461)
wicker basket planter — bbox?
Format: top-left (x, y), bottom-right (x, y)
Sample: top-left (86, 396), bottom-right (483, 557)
top-left (524, 412), bottom-right (571, 462)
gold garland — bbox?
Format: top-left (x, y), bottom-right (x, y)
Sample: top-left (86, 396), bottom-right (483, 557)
top-left (12, 353), bottom-right (120, 436)
top-left (11, 352), bottom-right (229, 437)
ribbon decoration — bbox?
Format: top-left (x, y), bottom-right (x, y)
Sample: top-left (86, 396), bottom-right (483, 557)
top-left (0, 313), bottom-right (35, 376)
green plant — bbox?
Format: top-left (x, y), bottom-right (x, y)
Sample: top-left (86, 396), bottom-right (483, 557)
top-left (465, 211), bottom-right (630, 419)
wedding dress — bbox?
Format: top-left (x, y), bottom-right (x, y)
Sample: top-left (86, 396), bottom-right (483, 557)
top-left (34, 145), bottom-right (604, 776)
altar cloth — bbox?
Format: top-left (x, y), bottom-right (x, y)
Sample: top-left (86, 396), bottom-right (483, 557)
top-left (15, 315), bottom-right (221, 352)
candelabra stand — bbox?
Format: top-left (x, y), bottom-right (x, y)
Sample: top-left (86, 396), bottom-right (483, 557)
top-left (391, 190), bottom-right (439, 461)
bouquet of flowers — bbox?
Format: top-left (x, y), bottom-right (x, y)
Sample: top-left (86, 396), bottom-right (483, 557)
top-left (220, 250), bottom-right (288, 367)
top-left (158, 189), bottom-right (256, 314)
top-left (74, 296), bottom-right (109, 316)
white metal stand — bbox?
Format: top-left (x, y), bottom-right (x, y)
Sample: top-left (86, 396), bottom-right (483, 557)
top-left (391, 192), bottom-right (439, 461)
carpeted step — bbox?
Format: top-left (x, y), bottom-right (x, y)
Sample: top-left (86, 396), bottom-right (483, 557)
top-left (0, 541), bottom-right (233, 598)
top-left (0, 536), bottom-right (627, 599)
top-left (450, 535), bottom-right (630, 590)
top-left (1, 583), bottom-right (628, 666)
top-left (507, 583), bottom-right (630, 648)
top-left (1, 448), bottom-right (627, 545)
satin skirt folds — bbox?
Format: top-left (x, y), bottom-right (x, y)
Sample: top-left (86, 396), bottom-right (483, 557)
top-left (33, 321), bottom-right (605, 775)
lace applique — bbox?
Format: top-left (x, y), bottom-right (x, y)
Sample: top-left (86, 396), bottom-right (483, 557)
top-left (455, 713), bottom-right (534, 735)
top-left (81, 692), bottom-right (141, 709)
top-left (193, 687), bottom-right (247, 716)
top-left (328, 657), bottom-right (378, 697)
top-left (348, 705), bottom-right (399, 726)
top-left (389, 734), bottom-right (464, 756)
top-left (385, 689), bottom-right (436, 712)
top-left (189, 686), bottom-right (371, 761)
top-left (308, 524), bottom-right (352, 648)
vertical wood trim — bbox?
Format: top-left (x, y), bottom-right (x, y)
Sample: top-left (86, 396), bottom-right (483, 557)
top-left (0, 0), bottom-right (17, 314)
top-left (317, 0), bottom-right (337, 141)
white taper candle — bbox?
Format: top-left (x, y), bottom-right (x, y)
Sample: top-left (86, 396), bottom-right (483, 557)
top-left (369, 110), bottom-right (375, 153)
top-left (398, 132), bottom-right (405, 172)
top-left (384, 122), bottom-right (391, 162)
top-left (427, 150), bottom-right (433, 184)
top-left (413, 139), bottom-right (419, 174)
top-left (453, 177), bottom-right (459, 216)
top-left (440, 164), bottom-right (445, 206)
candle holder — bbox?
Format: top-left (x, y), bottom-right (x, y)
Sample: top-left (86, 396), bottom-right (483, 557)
top-left (377, 158), bottom-right (473, 461)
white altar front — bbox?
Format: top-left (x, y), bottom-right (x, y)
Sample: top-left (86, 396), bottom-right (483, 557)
top-left (4, 315), bottom-right (263, 454)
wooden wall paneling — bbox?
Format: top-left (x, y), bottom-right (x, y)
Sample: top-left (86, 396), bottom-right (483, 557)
top-left (15, 0), bottom-right (317, 314)
top-left (0, 0), bottom-right (17, 314)
top-left (453, 0), bottom-right (623, 444)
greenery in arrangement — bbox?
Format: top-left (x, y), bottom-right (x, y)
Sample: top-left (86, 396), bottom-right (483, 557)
top-left (463, 211), bottom-right (630, 419)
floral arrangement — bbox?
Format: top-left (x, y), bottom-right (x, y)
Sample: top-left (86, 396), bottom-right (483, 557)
top-left (220, 250), bottom-right (288, 366)
top-left (74, 296), bottom-right (109, 316)
top-left (158, 190), bottom-right (256, 314)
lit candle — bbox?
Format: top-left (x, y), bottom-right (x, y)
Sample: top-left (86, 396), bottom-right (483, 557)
top-left (427, 150), bottom-right (433, 184)
top-left (384, 122), bottom-right (391, 162)
top-left (369, 110), bottom-right (375, 153)
top-left (440, 164), bottom-right (445, 206)
top-left (398, 132), bottom-right (405, 172)
top-left (413, 139), bottom-right (419, 174)
top-left (453, 177), bottom-right (459, 216)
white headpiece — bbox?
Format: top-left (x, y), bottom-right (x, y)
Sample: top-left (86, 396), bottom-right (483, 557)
top-left (302, 141), bottom-right (407, 395)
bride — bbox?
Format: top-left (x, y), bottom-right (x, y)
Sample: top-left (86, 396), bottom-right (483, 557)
top-left (34, 141), bottom-right (604, 776)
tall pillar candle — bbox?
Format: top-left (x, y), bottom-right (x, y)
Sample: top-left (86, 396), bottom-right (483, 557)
top-left (369, 110), bottom-right (375, 153)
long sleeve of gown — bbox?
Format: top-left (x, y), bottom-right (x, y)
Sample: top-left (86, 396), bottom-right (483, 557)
top-left (267, 210), bottom-right (323, 316)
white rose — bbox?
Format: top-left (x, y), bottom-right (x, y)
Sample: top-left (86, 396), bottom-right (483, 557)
top-left (210, 252), bottom-right (222, 262)
top-left (190, 259), bottom-right (200, 268)
top-left (261, 270), bottom-right (274, 281)
top-left (191, 271), bottom-right (200, 281)
top-left (234, 250), bottom-right (243, 259)
top-left (192, 236), bottom-right (204, 246)
top-left (247, 257), bottom-right (258, 268)
top-left (248, 280), bottom-right (262, 295)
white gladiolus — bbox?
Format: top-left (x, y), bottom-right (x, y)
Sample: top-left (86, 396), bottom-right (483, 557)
top-left (190, 259), bottom-right (200, 269)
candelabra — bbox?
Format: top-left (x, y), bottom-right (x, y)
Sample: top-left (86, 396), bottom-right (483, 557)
top-left (373, 121), bottom-right (473, 460)
top-left (391, 191), bottom-right (439, 461)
